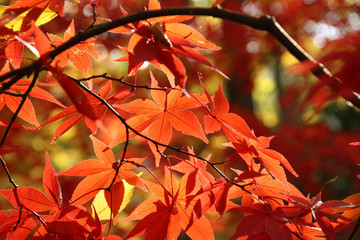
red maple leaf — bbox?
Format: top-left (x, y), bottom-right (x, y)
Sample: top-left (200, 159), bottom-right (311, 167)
top-left (115, 0), bottom-right (225, 87)
top-left (238, 166), bottom-right (302, 206)
top-left (289, 31), bottom-right (360, 110)
top-left (226, 133), bottom-right (298, 185)
top-left (0, 208), bottom-right (36, 239)
top-left (0, 62), bottom-right (64, 127)
top-left (200, 80), bottom-right (256, 140)
top-left (40, 80), bottom-right (132, 142)
top-left (187, 170), bottom-right (263, 221)
top-left (230, 194), bottom-right (295, 240)
top-left (0, 154), bottom-right (61, 212)
top-left (287, 192), bottom-right (358, 240)
top-left (124, 168), bottom-right (214, 240)
top-left (198, 81), bottom-right (297, 183)
top-left (0, 152), bottom-right (105, 239)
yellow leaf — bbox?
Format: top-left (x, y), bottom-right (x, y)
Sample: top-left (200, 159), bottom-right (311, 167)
top-left (119, 178), bottom-right (136, 213)
top-left (1, 7), bottom-right (56, 32)
top-left (35, 7), bottom-right (58, 27)
top-left (3, 8), bottom-right (30, 32)
top-left (92, 190), bottom-right (110, 220)
top-left (0, 6), bottom-right (6, 15)
top-left (35, 0), bottom-right (81, 27)
top-left (0, 1), bottom-right (79, 32)
top-left (92, 177), bottom-right (137, 220)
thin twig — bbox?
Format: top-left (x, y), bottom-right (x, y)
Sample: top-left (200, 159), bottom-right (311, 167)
top-left (109, 123), bottom-right (130, 190)
top-left (0, 73), bottom-right (38, 190)
top-left (0, 155), bottom-right (18, 188)
top-left (123, 159), bottom-right (167, 191)
top-left (0, 72), bottom-right (38, 147)
top-left (87, 3), bottom-right (97, 29)
top-left (2, 92), bottom-right (24, 97)
top-left (78, 73), bottom-right (168, 91)
top-left (13, 205), bottom-right (23, 229)
top-left (348, 218), bottom-right (360, 240)
top-left (73, 75), bottom-right (249, 192)
top-left (27, 209), bottom-right (47, 231)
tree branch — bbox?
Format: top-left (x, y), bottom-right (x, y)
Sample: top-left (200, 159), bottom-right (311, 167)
top-left (0, 72), bottom-right (38, 190)
top-left (0, 7), bottom-right (357, 106)
top-left (74, 76), bottom-right (250, 193)
top-left (0, 72), bottom-right (38, 147)
top-left (0, 155), bottom-right (18, 188)
top-left (78, 73), bottom-right (168, 91)
top-left (348, 218), bottom-right (360, 240)
top-left (73, 76), bottom-right (232, 181)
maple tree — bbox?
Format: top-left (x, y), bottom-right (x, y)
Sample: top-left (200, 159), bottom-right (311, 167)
top-left (0, 0), bottom-right (360, 239)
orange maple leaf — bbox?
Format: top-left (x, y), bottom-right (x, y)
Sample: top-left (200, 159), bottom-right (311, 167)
top-left (2, 34), bottom-right (25, 68)
top-left (199, 82), bottom-right (298, 183)
top-left (48, 21), bottom-right (98, 76)
top-left (112, 73), bottom-right (208, 166)
top-left (171, 147), bottom-right (214, 195)
top-left (57, 135), bottom-right (146, 209)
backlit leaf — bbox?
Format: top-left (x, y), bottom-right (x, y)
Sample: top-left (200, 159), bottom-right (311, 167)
top-left (43, 152), bottom-right (62, 205)
top-left (0, 187), bottom-right (57, 212)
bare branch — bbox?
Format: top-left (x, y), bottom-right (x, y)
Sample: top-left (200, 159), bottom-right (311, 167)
top-left (72, 75), bottom-right (249, 192)
top-left (348, 218), bottom-right (360, 240)
top-left (0, 7), bottom-right (357, 106)
top-left (0, 155), bottom-right (18, 188)
top-left (77, 73), bottom-right (167, 91)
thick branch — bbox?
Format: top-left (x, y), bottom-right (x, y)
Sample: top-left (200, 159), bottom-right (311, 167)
top-left (0, 7), bottom-right (260, 84)
top-left (0, 6), bottom-right (357, 107)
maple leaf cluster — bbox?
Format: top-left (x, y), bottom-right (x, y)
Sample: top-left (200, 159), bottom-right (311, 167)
top-left (0, 0), bottom-right (360, 239)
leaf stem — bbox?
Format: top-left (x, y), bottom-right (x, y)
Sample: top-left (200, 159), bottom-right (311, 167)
top-left (123, 159), bottom-right (167, 191)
